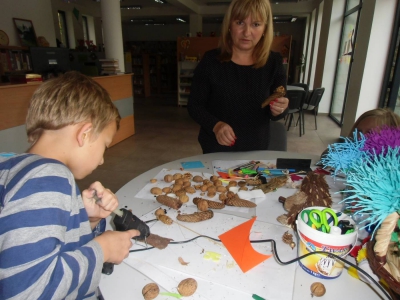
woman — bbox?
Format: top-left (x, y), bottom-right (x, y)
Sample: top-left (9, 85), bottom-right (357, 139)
top-left (187, 0), bottom-right (289, 154)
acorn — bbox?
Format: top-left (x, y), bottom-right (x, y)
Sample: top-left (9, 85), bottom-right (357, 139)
top-left (310, 282), bottom-right (326, 297)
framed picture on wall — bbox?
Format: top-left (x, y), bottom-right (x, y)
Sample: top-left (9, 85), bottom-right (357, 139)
top-left (13, 18), bottom-right (38, 47)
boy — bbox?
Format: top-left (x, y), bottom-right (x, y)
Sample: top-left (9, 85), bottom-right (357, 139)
top-left (0, 71), bottom-right (139, 299)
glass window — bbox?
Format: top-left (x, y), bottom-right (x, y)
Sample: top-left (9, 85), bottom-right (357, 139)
top-left (57, 10), bottom-right (69, 48)
top-left (82, 16), bottom-right (89, 41)
top-left (380, 5), bottom-right (400, 115)
top-left (346, 0), bottom-right (362, 11)
top-left (329, 1), bottom-right (361, 125)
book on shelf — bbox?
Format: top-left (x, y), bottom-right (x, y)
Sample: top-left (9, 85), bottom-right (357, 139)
top-left (100, 58), bottom-right (120, 75)
top-left (9, 73), bottom-right (43, 84)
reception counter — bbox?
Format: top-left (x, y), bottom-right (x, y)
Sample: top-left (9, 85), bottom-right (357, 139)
top-left (0, 74), bottom-right (135, 152)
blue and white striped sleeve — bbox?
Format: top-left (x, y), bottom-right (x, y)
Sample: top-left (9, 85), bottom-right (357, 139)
top-left (0, 156), bottom-right (103, 299)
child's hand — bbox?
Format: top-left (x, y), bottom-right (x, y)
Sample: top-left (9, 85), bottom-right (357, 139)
top-left (82, 181), bottom-right (119, 223)
top-left (94, 229), bottom-right (139, 264)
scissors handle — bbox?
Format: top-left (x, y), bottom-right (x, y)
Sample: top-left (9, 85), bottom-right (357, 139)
top-left (301, 210), bottom-right (315, 228)
top-left (310, 208), bottom-right (338, 233)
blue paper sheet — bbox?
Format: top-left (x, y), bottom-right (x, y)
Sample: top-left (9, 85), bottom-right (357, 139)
top-left (180, 161), bottom-right (205, 169)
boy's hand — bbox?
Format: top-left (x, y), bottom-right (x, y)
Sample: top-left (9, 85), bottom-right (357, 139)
top-left (94, 229), bottom-right (139, 264)
top-left (82, 181), bottom-right (118, 222)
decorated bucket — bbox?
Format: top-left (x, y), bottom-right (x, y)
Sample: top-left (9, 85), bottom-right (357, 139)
top-left (296, 206), bottom-right (357, 279)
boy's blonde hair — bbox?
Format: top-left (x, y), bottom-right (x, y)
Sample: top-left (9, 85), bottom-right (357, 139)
top-left (219, 0), bottom-right (274, 68)
top-left (26, 71), bottom-right (120, 145)
top-left (349, 108), bottom-right (400, 136)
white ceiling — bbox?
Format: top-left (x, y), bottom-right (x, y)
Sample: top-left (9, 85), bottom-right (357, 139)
top-left (112, 0), bottom-right (323, 24)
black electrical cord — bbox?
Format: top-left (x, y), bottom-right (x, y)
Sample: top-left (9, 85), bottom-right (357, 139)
top-left (130, 235), bottom-right (391, 300)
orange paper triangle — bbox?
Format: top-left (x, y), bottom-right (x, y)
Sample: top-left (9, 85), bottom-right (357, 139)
top-left (219, 217), bottom-right (271, 272)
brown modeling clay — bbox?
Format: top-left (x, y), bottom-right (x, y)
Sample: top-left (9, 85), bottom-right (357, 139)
top-left (261, 86), bottom-right (286, 108)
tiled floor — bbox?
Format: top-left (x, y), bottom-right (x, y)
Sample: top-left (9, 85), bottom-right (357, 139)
top-left (76, 95), bottom-right (341, 192)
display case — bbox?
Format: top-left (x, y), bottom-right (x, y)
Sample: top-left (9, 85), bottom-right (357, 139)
top-left (132, 53), bottom-right (150, 97)
top-left (0, 45), bottom-right (32, 83)
top-left (177, 61), bottom-right (197, 106)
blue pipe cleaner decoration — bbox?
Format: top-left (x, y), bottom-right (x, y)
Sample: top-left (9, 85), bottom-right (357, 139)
top-left (341, 147), bottom-right (400, 237)
top-left (320, 130), bottom-right (366, 177)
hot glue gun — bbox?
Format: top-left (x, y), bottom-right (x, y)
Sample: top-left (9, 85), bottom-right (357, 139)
top-left (93, 192), bottom-right (150, 275)
top-left (113, 208), bottom-right (151, 242)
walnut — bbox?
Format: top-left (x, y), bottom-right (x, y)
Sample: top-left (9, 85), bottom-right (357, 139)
top-left (175, 178), bottom-right (184, 185)
top-left (173, 173), bottom-right (183, 180)
top-left (164, 174), bottom-right (173, 183)
top-left (162, 187), bottom-right (172, 194)
top-left (216, 186), bottom-right (227, 193)
top-left (310, 282), bottom-right (326, 297)
top-left (192, 175), bottom-right (203, 183)
top-left (154, 208), bottom-right (165, 217)
top-left (197, 199), bottom-right (208, 211)
top-left (179, 194), bottom-right (189, 203)
top-left (142, 283), bottom-right (159, 300)
top-left (150, 187), bottom-right (162, 195)
top-left (177, 278), bottom-right (197, 296)
top-left (213, 180), bottom-right (222, 186)
top-left (210, 175), bottom-right (219, 182)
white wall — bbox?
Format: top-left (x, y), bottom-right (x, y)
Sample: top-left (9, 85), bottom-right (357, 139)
top-left (0, 0), bottom-right (56, 47)
top-left (356, 0), bottom-right (397, 118)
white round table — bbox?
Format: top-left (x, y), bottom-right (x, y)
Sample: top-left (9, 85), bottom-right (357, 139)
top-left (99, 151), bottom-right (385, 300)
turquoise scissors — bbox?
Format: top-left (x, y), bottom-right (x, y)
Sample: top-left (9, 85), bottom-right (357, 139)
top-left (301, 208), bottom-right (338, 233)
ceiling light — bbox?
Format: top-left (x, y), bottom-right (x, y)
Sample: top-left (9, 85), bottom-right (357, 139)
top-left (155, 0), bottom-right (165, 3)
top-left (121, 5), bottom-right (141, 9)
top-left (131, 19), bottom-right (154, 22)
top-left (206, 1), bottom-right (230, 5)
top-left (291, 17), bottom-right (297, 22)
top-left (176, 18), bottom-right (186, 23)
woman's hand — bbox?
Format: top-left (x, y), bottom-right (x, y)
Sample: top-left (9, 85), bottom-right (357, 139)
top-left (82, 181), bottom-right (119, 227)
top-left (270, 96), bottom-right (289, 116)
top-left (213, 121), bottom-right (237, 146)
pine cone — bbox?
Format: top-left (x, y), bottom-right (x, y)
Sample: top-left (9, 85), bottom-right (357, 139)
top-left (193, 197), bottom-right (225, 209)
top-left (156, 195), bottom-right (183, 210)
top-left (225, 194), bottom-right (256, 208)
top-left (158, 214), bottom-right (173, 225)
top-left (176, 210), bottom-right (214, 222)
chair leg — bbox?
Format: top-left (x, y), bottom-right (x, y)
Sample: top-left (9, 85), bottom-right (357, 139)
top-left (287, 114), bottom-right (293, 131)
top-left (299, 112), bottom-right (302, 137)
top-left (301, 110), bottom-right (305, 135)
top-left (314, 109), bottom-right (317, 130)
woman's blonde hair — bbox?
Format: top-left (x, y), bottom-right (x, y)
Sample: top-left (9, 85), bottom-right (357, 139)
top-left (219, 0), bottom-right (274, 68)
top-left (26, 71), bottom-right (120, 145)
top-left (349, 108), bottom-right (400, 136)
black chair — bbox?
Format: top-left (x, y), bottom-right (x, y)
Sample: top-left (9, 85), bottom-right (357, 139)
top-left (299, 87), bottom-right (325, 135)
top-left (268, 121), bottom-right (287, 151)
top-left (284, 89), bottom-right (307, 137)
top-left (290, 83), bottom-right (309, 94)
